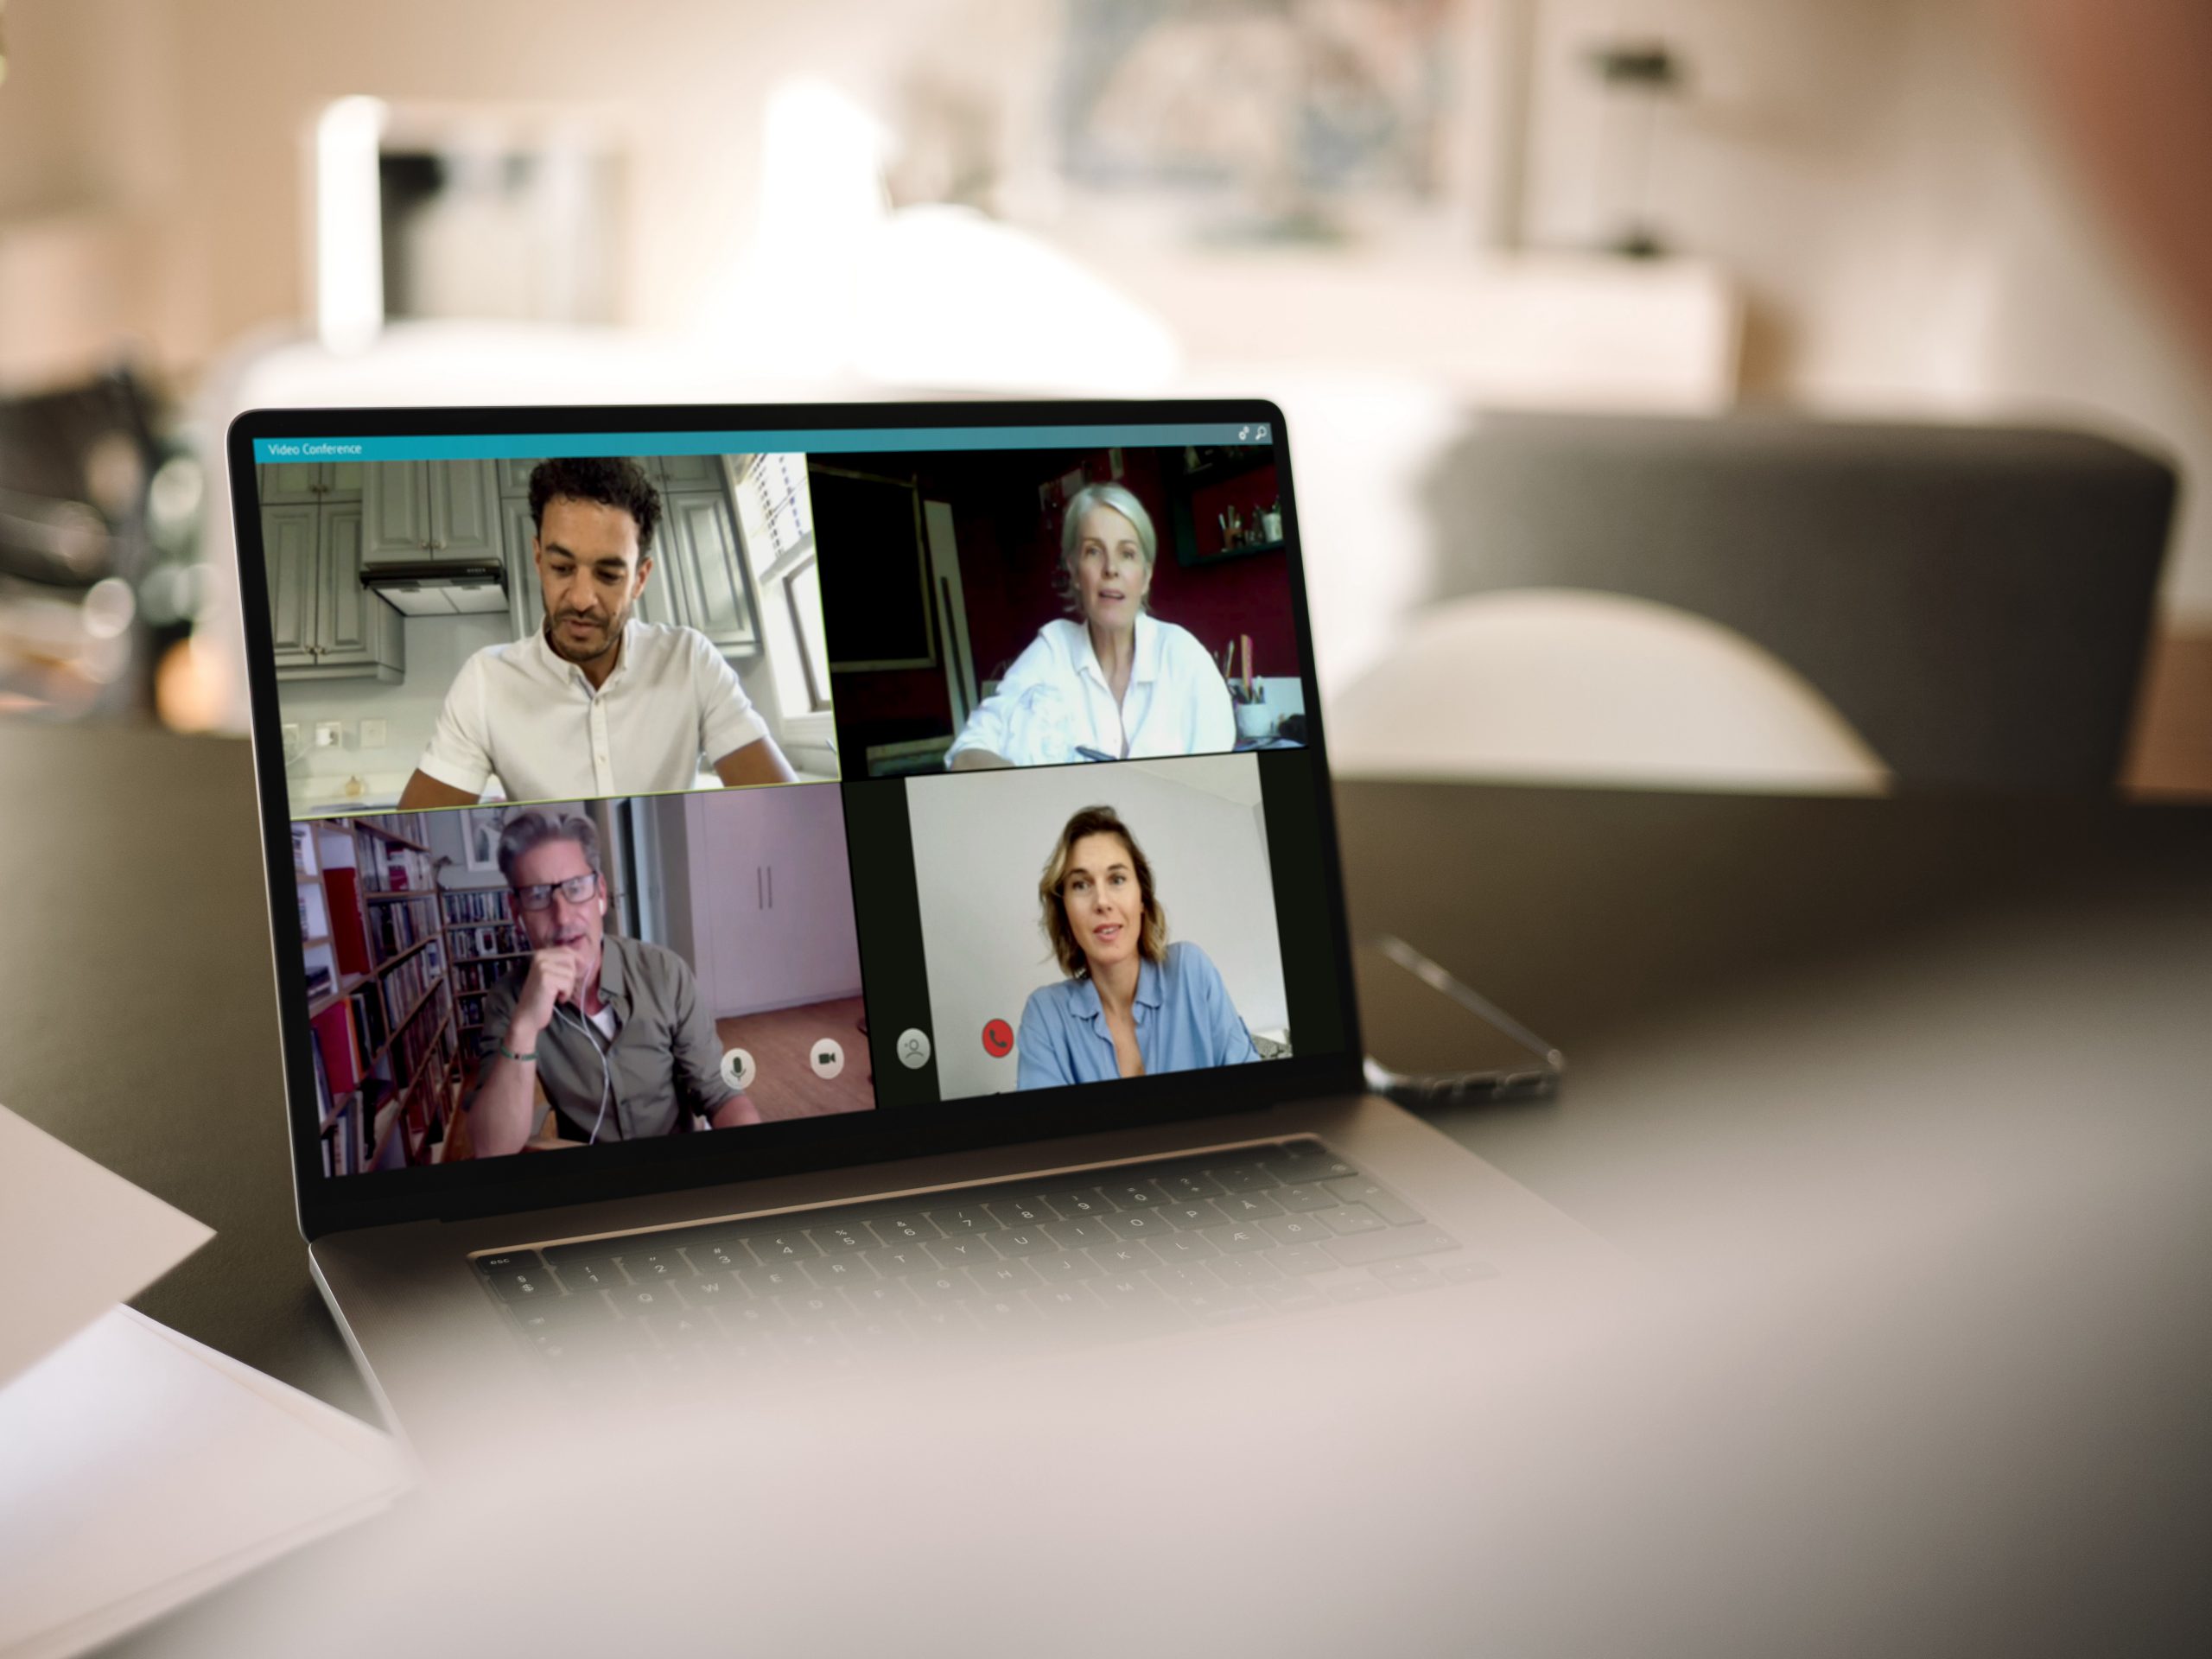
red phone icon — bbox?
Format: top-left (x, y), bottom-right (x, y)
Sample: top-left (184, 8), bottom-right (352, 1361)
top-left (982, 1019), bottom-right (1014, 1058)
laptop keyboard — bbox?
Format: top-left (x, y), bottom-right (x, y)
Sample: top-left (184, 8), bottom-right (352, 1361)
top-left (474, 1140), bottom-right (1496, 1391)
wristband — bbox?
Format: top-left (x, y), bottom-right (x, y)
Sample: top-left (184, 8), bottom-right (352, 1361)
top-left (499, 1039), bottom-right (537, 1064)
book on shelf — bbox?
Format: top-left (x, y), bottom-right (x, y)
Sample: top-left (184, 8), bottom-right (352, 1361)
top-left (310, 1000), bottom-right (362, 1096)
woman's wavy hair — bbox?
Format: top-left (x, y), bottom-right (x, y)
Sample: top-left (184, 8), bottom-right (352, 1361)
top-left (1037, 804), bottom-right (1168, 979)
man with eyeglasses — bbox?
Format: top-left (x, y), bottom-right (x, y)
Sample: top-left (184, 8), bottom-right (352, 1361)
top-left (465, 809), bottom-right (760, 1157)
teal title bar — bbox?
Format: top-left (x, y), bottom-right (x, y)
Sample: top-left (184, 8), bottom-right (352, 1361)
top-left (251, 423), bottom-right (1274, 466)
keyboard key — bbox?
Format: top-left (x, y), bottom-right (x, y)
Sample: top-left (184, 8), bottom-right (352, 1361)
top-left (1205, 1161), bottom-right (1280, 1192)
top-left (1086, 1243), bottom-right (1155, 1274)
top-left (1099, 1180), bottom-right (1166, 1209)
top-left (969, 1259), bottom-right (1042, 1295)
top-left (475, 1249), bottom-right (539, 1277)
top-left (684, 1240), bottom-right (750, 1273)
top-left (1324, 1178), bottom-right (1424, 1226)
top-left (1327, 1281), bottom-right (1392, 1305)
top-left (481, 1262), bottom-right (556, 1303)
top-left (1217, 1192), bottom-right (1287, 1221)
top-left (772, 1290), bottom-right (843, 1324)
top-left (1027, 1283), bottom-right (1100, 1319)
top-left (512, 1291), bottom-right (616, 1334)
top-left (1316, 1205), bottom-right (1387, 1236)
top-left (1149, 1232), bottom-right (1220, 1266)
top-left (681, 1272), bottom-right (739, 1306)
top-left (1032, 1250), bottom-right (1104, 1284)
top-left (1200, 1223), bottom-right (1274, 1255)
top-left (1263, 1244), bottom-right (1338, 1280)
top-left (1255, 1280), bottom-right (1331, 1315)
top-left (804, 1255), bottom-right (879, 1290)
top-left (1259, 1213), bottom-right (1335, 1248)
top-left (1147, 1262), bottom-right (1217, 1296)
top-left (1208, 1252), bottom-right (1281, 1287)
top-left (930, 1204), bottom-right (1001, 1235)
top-left (865, 1243), bottom-right (937, 1278)
top-left (1156, 1171), bottom-right (1225, 1200)
top-left (1044, 1216), bottom-right (1115, 1251)
top-left (1323, 1224), bottom-right (1459, 1268)
top-left (1263, 1144), bottom-right (1359, 1185)
top-left (737, 1262), bottom-right (811, 1298)
top-left (844, 1279), bottom-right (917, 1314)
top-left (1036, 1186), bottom-right (1116, 1218)
top-left (552, 1257), bottom-right (622, 1292)
top-left (911, 1272), bottom-right (982, 1303)
top-left (926, 1234), bottom-right (1001, 1268)
top-left (715, 1300), bottom-right (785, 1335)
top-left (836, 1316), bottom-right (917, 1354)
top-left (612, 1283), bottom-right (683, 1318)
top-left (993, 1226), bottom-right (1060, 1258)
top-left (869, 1213), bottom-right (940, 1245)
top-left (753, 1231), bottom-right (820, 1262)
top-left (1370, 1262), bottom-right (1445, 1294)
top-left (987, 1197), bottom-right (1054, 1228)
top-left (1101, 1209), bottom-right (1175, 1241)
top-left (642, 1309), bottom-right (717, 1346)
top-left (808, 1223), bottom-right (874, 1255)
top-left (1158, 1199), bottom-right (1226, 1230)
top-left (1274, 1183), bottom-right (1339, 1212)
top-left (1179, 1283), bottom-right (1264, 1324)
top-left (906, 1302), bottom-right (979, 1341)
top-left (617, 1249), bottom-right (692, 1280)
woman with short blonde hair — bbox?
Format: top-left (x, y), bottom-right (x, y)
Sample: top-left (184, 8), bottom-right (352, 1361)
top-left (947, 482), bottom-right (1236, 770)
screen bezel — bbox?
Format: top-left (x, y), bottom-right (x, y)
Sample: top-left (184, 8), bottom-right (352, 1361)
top-left (227, 398), bottom-right (1366, 1240)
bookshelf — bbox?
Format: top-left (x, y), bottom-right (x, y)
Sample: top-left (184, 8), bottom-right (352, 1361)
top-left (442, 886), bottom-right (529, 1047)
top-left (291, 813), bottom-right (463, 1174)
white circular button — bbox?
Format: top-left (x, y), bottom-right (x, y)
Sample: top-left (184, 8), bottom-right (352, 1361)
top-left (895, 1028), bottom-right (931, 1070)
top-left (809, 1039), bottom-right (845, 1080)
top-left (719, 1047), bottom-right (756, 1091)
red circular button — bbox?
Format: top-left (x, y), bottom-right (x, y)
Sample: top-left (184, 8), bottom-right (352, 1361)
top-left (982, 1019), bottom-right (1014, 1058)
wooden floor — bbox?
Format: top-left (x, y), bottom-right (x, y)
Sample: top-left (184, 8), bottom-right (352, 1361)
top-left (715, 996), bottom-right (874, 1121)
top-left (2124, 628), bottom-right (2212, 798)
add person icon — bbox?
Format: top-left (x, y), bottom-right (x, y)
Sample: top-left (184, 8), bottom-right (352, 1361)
top-left (896, 1028), bottom-right (931, 1070)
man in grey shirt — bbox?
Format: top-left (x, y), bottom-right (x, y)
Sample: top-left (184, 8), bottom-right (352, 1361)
top-left (465, 809), bottom-right (759, 1155)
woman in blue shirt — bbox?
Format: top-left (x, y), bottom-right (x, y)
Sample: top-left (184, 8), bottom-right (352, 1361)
top-left (1015, 804), bottom-right (1262, 1090)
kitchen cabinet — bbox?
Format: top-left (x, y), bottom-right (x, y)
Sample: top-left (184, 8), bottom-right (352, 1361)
top-left (257, 461), bottom-right (362, 505)
top-left (263, 500), bottom-right (403, 682)
top-left (504, 499), bottom-right (544, 643)
top-left (362, 460), bottom-right (500, 567)
top-left (660, 488), bottom-right (760, 655)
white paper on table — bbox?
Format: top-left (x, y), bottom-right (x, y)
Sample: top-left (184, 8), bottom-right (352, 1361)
top-left (0, 1306), bottom-right (410, 1659)
top-left (0, 1106), bottom-right (213, 1389)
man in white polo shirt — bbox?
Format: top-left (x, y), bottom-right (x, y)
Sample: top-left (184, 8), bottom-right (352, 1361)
top-left (397, 457), bottom-right (796, 809)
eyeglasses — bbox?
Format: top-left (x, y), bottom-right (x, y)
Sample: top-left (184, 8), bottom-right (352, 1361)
top-left (513, 872), bottom-right (600, 911)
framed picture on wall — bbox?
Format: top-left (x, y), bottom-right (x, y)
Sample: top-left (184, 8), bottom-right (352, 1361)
top-left (465, 809), bottom-right (504, 873)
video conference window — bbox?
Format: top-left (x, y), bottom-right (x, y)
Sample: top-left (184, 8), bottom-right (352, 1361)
top-left (294, 785), bottom-right (870, 1176)
top-left (904, 753), bottom-right (1292, 1102)
top-left (257, 451), bottom-right (835, 823)
top-left (817, 445), bottom-right (1306, 779)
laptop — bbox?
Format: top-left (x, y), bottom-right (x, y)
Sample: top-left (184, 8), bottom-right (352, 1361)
top-left (227, 399), bottom-right (1611, 1459)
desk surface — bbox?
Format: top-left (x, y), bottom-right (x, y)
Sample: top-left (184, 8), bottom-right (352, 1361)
top-left (7, 722), bottom-right (2210, 1648)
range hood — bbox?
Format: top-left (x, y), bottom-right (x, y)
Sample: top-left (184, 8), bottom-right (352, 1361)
top-left (360, 560), bottom-right (509, 615)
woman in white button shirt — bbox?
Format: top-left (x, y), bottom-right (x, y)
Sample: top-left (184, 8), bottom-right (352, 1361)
top-left (948, 484), bottom-right (1236, 770)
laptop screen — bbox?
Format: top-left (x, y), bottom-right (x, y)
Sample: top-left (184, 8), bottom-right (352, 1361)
top-left (232, 405), bottom-right (1356, 1227)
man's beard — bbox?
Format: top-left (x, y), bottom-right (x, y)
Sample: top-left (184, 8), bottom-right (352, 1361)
top-left (546, 602), bottom-right (629, 665)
